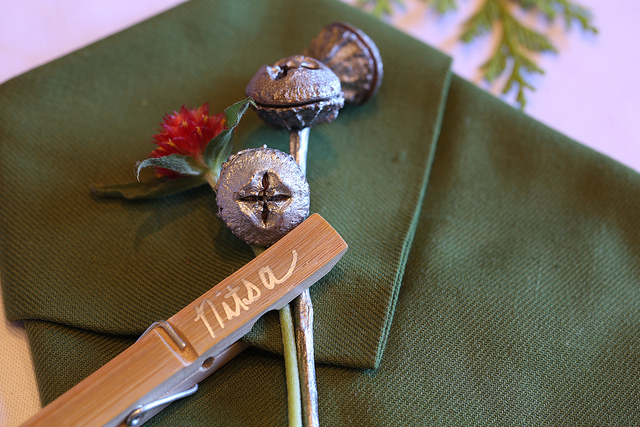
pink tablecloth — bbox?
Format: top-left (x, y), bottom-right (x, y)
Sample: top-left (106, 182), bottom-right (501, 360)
top-left (1, 0), bottom-right (638, 425)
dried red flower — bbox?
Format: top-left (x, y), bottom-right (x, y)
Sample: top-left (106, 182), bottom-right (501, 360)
top-left (149, 104), bottom-right (227, 178)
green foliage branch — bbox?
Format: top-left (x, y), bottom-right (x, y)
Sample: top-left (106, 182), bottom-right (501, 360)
top-left (356, 0), bottom-right (597, 108)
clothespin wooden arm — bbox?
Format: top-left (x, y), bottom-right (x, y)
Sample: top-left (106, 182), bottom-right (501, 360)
top-left (22, 214), bottom-right (347, 427)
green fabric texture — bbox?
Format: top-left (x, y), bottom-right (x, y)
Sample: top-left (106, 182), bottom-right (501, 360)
top-left (0, 0), bottom-right (450, 371)
top-left (2, 0), bottom-right (640, 425)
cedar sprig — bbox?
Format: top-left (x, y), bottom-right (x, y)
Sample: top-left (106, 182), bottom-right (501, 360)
top-left (355, 0), bottom-right (597, 108)
top-left (358, 0), bottom-right (396, 16)
top-left (356, 0), bottom-right (458, 15)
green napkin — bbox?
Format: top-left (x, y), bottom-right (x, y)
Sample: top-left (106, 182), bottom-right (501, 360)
top-left (1, 0), bottom-right (449, 371)
top-left (2, 0), bottom-right (640, 425)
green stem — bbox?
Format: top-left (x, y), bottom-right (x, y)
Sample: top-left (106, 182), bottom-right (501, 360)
top-left (251, 245), bottom-right (302, 427)
top-left (280, 304), bottom-right (303, 427)
top-left (203, 169), bottom-right (218, 189)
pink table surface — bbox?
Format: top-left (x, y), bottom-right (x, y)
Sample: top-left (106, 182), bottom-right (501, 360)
top-left (1, 1), bottom-right (638, 425)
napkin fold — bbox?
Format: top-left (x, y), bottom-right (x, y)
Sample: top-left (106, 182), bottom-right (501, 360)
top-left (3, 0), bottom-right (640, 425)
top-left (1, 0), bottom-right (448, 397)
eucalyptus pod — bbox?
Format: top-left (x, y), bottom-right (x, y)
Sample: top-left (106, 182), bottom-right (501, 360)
top-left (305, 22), bottom-right (383, 105)
top-left (214, 147), bottom-right (310, 247)
top-left (234, 23), bottom-right (383, 427)
top-left (246, 55), bottom-right (345, 131)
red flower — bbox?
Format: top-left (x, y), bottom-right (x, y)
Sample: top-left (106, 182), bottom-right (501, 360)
top-left (149, 104), bottom-right (227, 178)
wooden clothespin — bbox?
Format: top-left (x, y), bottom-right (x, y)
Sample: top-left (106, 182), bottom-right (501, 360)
top-left (22, 214), bottom-right (347, 426)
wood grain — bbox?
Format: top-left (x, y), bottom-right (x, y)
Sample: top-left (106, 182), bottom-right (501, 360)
top-left (22, 213), bottom-right (347, 426)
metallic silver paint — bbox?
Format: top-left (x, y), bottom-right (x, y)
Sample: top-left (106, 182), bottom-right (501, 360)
top-left (246, 55), bottom-right (345, 131)
top-left (214, 147), bottom-right (310, 247)
top-left (305, 22), bottom-right (383, 105)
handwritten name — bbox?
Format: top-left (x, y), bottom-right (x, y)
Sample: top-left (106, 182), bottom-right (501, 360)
top-left (194, 250), bottom-right (298, 339)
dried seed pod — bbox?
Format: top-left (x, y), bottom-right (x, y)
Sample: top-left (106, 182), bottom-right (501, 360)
top-left (246, 55), bottom-right (345, 131)
top-left (305, 22), bottom-right (383, 105)
top-left (214, 147), bottom-right (310, 247)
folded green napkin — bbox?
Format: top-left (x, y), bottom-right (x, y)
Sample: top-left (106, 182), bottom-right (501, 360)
top-left (2, 0), bottom-right (639, 425)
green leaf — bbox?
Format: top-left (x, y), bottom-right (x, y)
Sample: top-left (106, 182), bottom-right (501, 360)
top-left (564, 2), bottom-right (598, 33)
top-left (509, 17), bottom-right (557, 53)
top-left (203, 97), bottom-right (256, 175)
top-left (135, 154), bottom-right (208, 180)
top-left (501, 54), bottom-right (539, 109)
top-left (481, 44), bottom-right (508, 82)
top-left (430, 0), bottom-right (457, 14)
top-left (460, 0), bottom-right (498, 42)
top-left (91, 176), bottom-right (207, 200)
top-left (516, 0), bottom-right (556, 19)
top-left (356, 0), bottom-right (398, 17)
